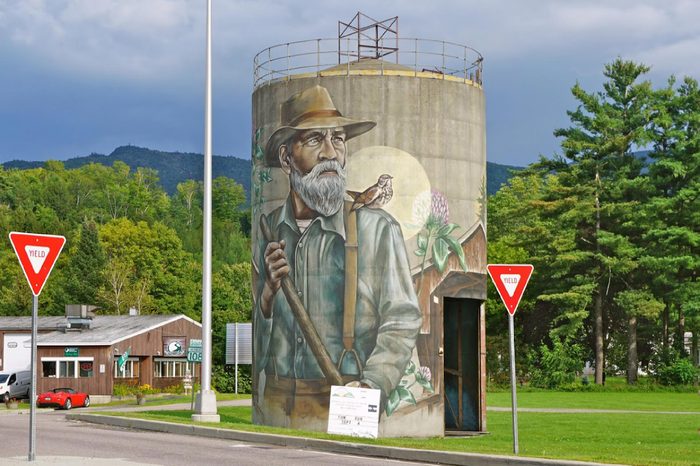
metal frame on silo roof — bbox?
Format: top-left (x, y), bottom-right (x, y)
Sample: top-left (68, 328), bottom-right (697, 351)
top-left (253, 38), bottom-right (483, 89)
top-left (338, 12), bottom-right (399, 63)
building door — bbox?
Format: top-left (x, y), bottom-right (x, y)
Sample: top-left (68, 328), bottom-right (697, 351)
top-left (443, 297), bottom-right (480, 431)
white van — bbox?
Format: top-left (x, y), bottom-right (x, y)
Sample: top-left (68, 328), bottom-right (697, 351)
top-left (0, 370), bottom-right (32, 402)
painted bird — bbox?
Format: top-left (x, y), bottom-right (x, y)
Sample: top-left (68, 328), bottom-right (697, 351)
top-left (347, 174), bottom-right (394, 212)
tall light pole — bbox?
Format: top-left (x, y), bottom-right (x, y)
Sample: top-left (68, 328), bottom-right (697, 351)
top-left (193, 0), bottom-right (220, 423)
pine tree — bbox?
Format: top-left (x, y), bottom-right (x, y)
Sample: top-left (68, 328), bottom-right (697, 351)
top-left (551, 59), bottom-right (652, 384)
top-left (63, 220), bottom-right (107, 306)
top-left (644, 76), bottom-right (700, 356)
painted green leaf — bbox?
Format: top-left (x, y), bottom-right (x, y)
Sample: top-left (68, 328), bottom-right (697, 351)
top-left (396, 386), bottom-right (417, 405)
top-left (443, 235), bottom-right (467, 272)
top-left (253, 129), bottom-right (265, 160)
top-left (414, 248), bottom-right (426, 257)
top-left (432, 237), bottom-right (449, 273)
top-left (415, 378), bottom-right (434, 393)
top-left (404, 360), bottom-right (416, 375)
top-left (260, 169), bottom-right (272, 183)
top-left (438, 223), bottom-right (460, 237)
top-left (254, 146), bottom-right (264, 160)
top-left (385, 389), bottom-right (401, 416)
top-left (417, 232), bottom-right (428, 250)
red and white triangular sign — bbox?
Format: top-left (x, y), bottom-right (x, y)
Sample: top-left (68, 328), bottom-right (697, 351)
top-left (487, 264), bottom-right (534, 316)
top-left (9, 232), bottom-right (66, 296)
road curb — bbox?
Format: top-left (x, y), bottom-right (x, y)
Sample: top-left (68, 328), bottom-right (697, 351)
top-left (66, 413), bottom-right (622, 466)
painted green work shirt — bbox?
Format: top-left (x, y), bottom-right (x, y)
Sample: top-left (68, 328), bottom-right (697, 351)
top-left (255, 196), bottom-right (422, 398)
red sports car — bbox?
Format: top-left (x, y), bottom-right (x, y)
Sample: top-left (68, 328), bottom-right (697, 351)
top-left (36, 388), bottom-right (90, 410)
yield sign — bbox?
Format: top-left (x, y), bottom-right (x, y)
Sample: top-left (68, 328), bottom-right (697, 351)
top-left (487, 264), bottom-right (534, 315)
top-left (9, 232), bottom-right (66, 296)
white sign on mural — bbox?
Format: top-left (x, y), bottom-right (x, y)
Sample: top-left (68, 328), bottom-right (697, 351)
top-left (327, 385), bottom-right (381, 439)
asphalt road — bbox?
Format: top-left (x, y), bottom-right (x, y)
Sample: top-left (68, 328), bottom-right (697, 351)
top-left (1, 409), bottom-right (426, 466)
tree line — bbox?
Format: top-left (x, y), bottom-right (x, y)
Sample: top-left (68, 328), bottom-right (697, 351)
top-left (488, 59), bottom-right (699, 387)
top-left (0, 160), bottom-right (251, 365)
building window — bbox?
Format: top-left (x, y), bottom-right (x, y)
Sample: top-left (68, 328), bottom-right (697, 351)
top-left (41, 357), bottom-right (94, 378)
top-left (154, 359), bottom-right (191, 378)
top-left (114, 358), bottom-right (140, 378)
top-left (79, 361), bottom-right (93, 377)
top-left (59, 360), bottom-right (76, 378)
top-left (42, 361), bottom-right (56, 378)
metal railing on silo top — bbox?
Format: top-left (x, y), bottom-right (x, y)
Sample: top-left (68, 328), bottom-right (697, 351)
top-left (253, 38), bottom-right (483, 89)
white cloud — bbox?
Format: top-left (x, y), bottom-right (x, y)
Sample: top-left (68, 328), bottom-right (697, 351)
top-left (0, 0), bottom-right (698, 163)
top-left (0, 0), bottom-right (202, 83)
top-left (2, 0), bottom-right (697, 85)
top-left (636, 37), bottom-right (700, 79)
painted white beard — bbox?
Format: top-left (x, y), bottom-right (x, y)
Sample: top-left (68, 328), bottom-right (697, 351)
top-left (290, 160), bottom-right (347, 217)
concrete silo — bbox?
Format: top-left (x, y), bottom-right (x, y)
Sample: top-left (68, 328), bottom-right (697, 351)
top-left (251, 13), bottom-right (486, 438)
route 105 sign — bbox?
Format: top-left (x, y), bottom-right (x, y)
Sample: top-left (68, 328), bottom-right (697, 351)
top-left (187, 339), bottom-right (203, 363)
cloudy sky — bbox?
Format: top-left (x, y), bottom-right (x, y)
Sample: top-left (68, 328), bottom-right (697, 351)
top-left (0, 0), bottom-right (698, 166)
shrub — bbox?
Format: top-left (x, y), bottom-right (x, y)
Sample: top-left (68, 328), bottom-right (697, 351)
top-left (162, 384), bottom-right (185, 394)
top-left (486, 335), bottom-right (511, 388)
top-left (657, 358), bottom-right (698, 386)
top-left (528, 338), bottom-right (584, 389)
top-left (212, 364), bottom-right (251, 394)
top-left (651, 347), bottom-right (699, 386)
top-left (113, 384), bottom-right (135, 397)
top-left (137, 383), bottom-right (157, 395)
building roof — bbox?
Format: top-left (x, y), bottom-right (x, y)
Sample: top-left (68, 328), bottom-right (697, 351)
top-left (0, 316), bottom-right (67, 332)
top-left (0, 315), bottom-right (201, 346)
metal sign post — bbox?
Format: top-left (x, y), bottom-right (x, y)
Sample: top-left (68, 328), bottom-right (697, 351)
top-left (487, 264), bottom-right (533, 456)
top-left (507, 312), bottom-right (519, 454)
top-left (191, 364), bottom-right (197, 411)
top-left (9, 232), bottom-right (66, 462)
top-left (29, 295), bottom-right (38, 461)
top-left (187, 340), bottom-right (203, 410)
top-left (234, 323), bottom-right (238, 394)
top-left (226, 323), bottom-right (252, 396)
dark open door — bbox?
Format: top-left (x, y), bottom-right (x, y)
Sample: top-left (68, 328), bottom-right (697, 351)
top-left (443, 297), bottom-right (480, 431)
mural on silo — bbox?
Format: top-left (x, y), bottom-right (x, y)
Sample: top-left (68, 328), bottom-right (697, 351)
top-left (252, 83), bottom-right (485, 435)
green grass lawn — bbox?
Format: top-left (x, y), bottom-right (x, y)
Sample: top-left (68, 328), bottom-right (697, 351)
top-left (96, 392), bottom-right (248, 407)
top-left (487, 391), bottom-right (700, 412)
top-left (10, 392), bottom-right (247, 410)
top-left (101, 396), bottom-right (700, 466)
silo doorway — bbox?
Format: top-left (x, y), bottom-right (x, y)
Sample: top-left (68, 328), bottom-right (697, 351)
top-left (443, 297), bottom-right (480, 431)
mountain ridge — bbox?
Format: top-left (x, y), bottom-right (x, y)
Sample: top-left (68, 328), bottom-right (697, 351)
top-left (1, 145), bottom-right (251, 197)
top-left (1, 145), bottom-right (522, 196)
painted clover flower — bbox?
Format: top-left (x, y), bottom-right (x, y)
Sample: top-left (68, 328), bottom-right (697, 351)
top-left (413, 189), bottom-right (466, 279)
top-left (411, 189), bottom-right (450, 228)
top-left (428, 190), bottom-right (450, 226)
top-left (417, 365), bottom-right (432, 383)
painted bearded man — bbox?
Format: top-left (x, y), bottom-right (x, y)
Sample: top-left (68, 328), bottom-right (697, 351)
top-left (254, 85), bottom-right (421, 431)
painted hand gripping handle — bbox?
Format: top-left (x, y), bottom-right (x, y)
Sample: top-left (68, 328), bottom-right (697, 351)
top-left (258, 214), bottom-right (344, 386)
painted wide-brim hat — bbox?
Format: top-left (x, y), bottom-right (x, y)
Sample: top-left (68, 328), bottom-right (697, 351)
top-left (264, 85), bottom-right (376, 167)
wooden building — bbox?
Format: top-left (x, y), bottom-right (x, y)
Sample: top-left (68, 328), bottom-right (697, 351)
top-left (0, 314), bottom-right (201, 398)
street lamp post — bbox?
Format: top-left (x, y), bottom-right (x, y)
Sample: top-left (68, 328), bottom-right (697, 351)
top-left (192, 0), bottom-right (220, 423)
